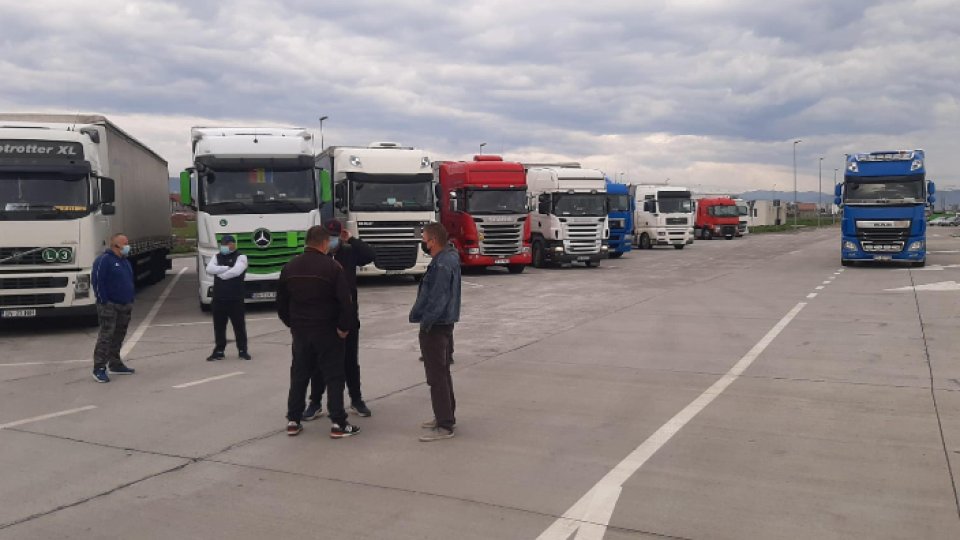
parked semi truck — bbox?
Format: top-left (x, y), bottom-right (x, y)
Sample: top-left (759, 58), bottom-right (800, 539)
top-left (0, 114), bottom-right (171, 320)
top-left (605, 179), bottom-right (633, 258)
top-left (436, 155), bottom-right (530, 273)
top-left (181, 127), bottom-right (320, 310)
top-left (734, 198), bottom-right (749, 236)
top-left (525, 164), bottom-right (609, 267)
top-left (836, 150), bottom-right (934, 267)
top-left (695, 197), bottom-right (739, 240)
top-left (632, 184), bottom-right (695, 249)
top-left (317, 142), bottom-right (435, 277)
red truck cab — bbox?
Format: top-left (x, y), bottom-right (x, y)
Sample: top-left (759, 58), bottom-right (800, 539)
top-left (695, 197), bottom-right (739, 240)
top-left (436, 155), bottom-right (531, 273)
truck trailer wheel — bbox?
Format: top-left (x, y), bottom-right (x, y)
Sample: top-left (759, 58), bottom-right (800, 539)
top-left (507, 264), bottom-right (525, 274)
top-left (674, 244), bottom-right (685, 250)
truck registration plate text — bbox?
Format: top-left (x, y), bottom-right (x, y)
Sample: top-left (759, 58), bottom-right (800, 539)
top-left (2, 309), bottom-right (37, 318)
top-left (494, 259), bottom-right (509, 264)
top-left (251, 292), bottom-right (276, 300)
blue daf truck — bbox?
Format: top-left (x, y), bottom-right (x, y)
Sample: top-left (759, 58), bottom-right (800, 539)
top-left (836, 150), bottom-right (935, 267)
top-left (605, 179), bottom-right (633, 258)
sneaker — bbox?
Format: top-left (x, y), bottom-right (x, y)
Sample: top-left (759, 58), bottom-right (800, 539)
top-left (206, 351), bottom-right (225, 362)
top-left (330, 422), bottom-right (361, 439)
top-left (302, 402), bottom-right (323, 421)
top-left (286, 421), bottom-right (302, 436)
top-left (92, 368), bottom-right (110, 383)
top-left (419, 427), bottom-right (455, 442)
top-left (350, 401), bottom-right (372, 417)
top-left (421, 418), bottom-right (457, 429)
top-left (419, 356), bottom-right (424, 362)
top-left (238, 351), bottom-right (252, 361)
top-left (108, 363), bottom-right (135, 375)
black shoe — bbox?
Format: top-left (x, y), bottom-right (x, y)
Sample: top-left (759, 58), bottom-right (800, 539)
top-left (350, 401), bottom-right (372, 417)
top-left (286, 421), bottom-right (302, 436)
top-left (206, 351), bottom-right (225, 362)
top-left (330, 422), bottom-right (360, 439)
top-left (108, 363), bottom-right (136, 375)
top-left (303, 402), bottom-right (323, 421)
top-left (238, 351), bottom-right (252, 361)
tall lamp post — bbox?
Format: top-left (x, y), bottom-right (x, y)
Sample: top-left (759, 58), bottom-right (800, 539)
top-left (793, 139), bottom-right (802, 227)
top-left (833, 168), bottom-right (838, 224)
top-left (318, 115), bottom-right (329, 149)
top-left (479, 142), bottom-right (487, 155)
top-left (818, 156), bottom-right (823, 228)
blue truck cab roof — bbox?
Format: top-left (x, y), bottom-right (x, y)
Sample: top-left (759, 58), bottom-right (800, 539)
top-left (846, 149), bottom-right (924, 177)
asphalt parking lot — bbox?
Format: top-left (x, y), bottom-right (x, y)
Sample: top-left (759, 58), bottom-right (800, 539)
top-left (2, 229), bottom-right (960, 539)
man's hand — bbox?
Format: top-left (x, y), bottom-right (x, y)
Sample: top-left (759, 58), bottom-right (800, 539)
top-left (340, 229), bottom-right (351, 243)
top-left (337, 328), bottom-right (348, 339)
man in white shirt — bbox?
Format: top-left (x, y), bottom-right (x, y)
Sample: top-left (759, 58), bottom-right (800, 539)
top-left (206, 235), bottom-right (251, 360)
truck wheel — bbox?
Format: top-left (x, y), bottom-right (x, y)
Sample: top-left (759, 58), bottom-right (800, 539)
top-left (702, 229), bottom-right (712, 240)
top-left (532, 241), bottom-right (545, 268)
top-left (608, 252), bottom-right (623, 259)
top-left (724, 235), bottom-right (734, 240)
top-left (639, 234), bottom-right (652, 250)
top-left (199, 300), bottom-right (211, 313)
top-left (507, 264), bottom-right (525, 274)
top-left (674, 244), bottom-right (685, 250)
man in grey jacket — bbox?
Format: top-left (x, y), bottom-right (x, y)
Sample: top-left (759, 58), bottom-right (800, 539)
top-left (409, 222), bottom-right (461, 442)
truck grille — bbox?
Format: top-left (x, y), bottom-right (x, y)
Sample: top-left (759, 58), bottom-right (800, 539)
top-left (666, 217), bottom-right (688, 225)
top-left (856, 228), bottom-right (910, 243)
top-left (0, 277), bottom-right (69, 290)
top-left (219, 231), bottom-right (306, 276)
top-left (720, 226), bottom-right (737, 237)
top-left (564, 221), bottom-right (603, 254)
top-left (0, 293), bottom-right (65, 307)
top-left (477, 221), bottom-right (523, 257)
top-left (0, 247), bottom-right (45, 266)
top-left (358, 221), bottom-right (424, 271)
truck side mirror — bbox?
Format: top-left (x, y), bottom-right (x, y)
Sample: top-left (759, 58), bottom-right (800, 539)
top-left (179, 170), bottom-right (193, 206)
top-left (928, 195), bottom-right (936, 205)
top-left (334, 183), bottom-right (346, 210)
top-left (834, 184), bottom-right (842, 197)
top-left (100, 177), bottom-right (116, 204)
top-left (928, 181), bottom-right (936, 195)
top-left (537, 193), bottom-right (550, 215)
top-left (834, 197), bottom-right (842, 206)
top-left (449, 191), bottom-right (459, 213)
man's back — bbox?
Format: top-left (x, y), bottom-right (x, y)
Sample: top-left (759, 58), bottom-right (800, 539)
top-left (278, 250), bottom-right (356, 331)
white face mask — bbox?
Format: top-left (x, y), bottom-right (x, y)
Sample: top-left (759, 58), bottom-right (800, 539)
top-left (329, 237), bottom-right (340, 251)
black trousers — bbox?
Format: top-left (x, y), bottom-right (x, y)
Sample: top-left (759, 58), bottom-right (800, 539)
top-left (213, 299), bottom-right (247, 353)
top-left (419, 324), bottom-right (456, 431)
top-left (310, 327), bottom-right (362, 404)
top-left (287, 328), bottom-right (347, 426)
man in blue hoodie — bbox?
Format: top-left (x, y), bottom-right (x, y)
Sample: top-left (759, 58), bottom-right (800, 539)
top-left (91, 233), bottom-right (137, 383)
top-left (409, 222), bottom-right (461, 442)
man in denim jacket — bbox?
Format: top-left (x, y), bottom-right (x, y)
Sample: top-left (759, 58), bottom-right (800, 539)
top-left (409, 223), bottom-right (461, 442)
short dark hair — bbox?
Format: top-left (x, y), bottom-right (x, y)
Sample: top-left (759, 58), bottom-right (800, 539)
top-left (423, 222), bottom-right (447, 246)
top-left (305, 225), bottom-right (331, 247)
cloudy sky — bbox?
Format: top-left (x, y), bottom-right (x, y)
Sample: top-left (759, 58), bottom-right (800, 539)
top-left (1, 0), bottom-right (958, 192)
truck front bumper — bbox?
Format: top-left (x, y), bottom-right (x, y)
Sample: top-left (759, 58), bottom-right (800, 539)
top-left (543, 243), bottom-right (607, 264)
top-left (460, 251), bottom-right (532, 267)
top-left (607, 232), bottom-right (633, 254)
top-left (841, 238), bottom-right (925, 263)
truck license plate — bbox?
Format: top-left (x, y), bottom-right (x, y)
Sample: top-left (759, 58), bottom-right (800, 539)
top-left (385, 270), bottom-right (405, 276)
top-left (576, 256), bottom-right (590, 261)
top-left (494, 259), bottom-right (509, 264)
top-left (251, 292), bottom-right (276, 300)
top-left (875, 255), bottom-right (892, 261)
top-left (2, 309), bottom-right (37, 318)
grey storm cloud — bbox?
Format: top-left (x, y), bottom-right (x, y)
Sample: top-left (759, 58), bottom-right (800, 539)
top-left (1, 0), bottom-right (957, 190)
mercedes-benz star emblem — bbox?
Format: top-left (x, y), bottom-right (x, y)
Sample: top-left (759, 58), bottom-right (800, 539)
top-left (252, 228), bottom-right (272, 249)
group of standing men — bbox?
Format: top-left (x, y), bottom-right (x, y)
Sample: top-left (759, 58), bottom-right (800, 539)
top-left (90, 220), bottom-right (462, 442)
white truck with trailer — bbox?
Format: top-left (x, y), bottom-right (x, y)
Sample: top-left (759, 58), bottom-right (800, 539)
top-left (316, 142), bottom-right (436, 277)
top-left (180, 127), bottom-right (321, 311)
top-left (0, 114), bottom-right (171, 321)
top-left (525, 164), bottom-right (609, 267)
top-left (631, 184), bottom-right (695, 249)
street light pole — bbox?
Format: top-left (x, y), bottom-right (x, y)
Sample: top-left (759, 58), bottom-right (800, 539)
top-left (833, 168), bottom-right (838, 224)
top-left (818, 156), bottom-right (823, 228)
top-left (793, 139), bottom-right (802, 227)
top-left (318, 116), bottom-right (329, 149)
top-left (479, 142), bottom-right (487, 155)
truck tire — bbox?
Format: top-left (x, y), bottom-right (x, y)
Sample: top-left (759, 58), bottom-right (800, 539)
top-left (674, 244), bottom-right (685, 250)
top-left (702, 229), bottom-right (712, 240)
top-left (532, 241), bottom-right (545, 268)
top-left (608, 252), bottom-right (623, 259)
top-left (507, 264), bottom-right (525, 274)
top-left (639, 234), bottom-right (652, 250)
top-left (199, 300), bottom-right (211, 313)
top-left (724, 235), bottom-right (734, 240)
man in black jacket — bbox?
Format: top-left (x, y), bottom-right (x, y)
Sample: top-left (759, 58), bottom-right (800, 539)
top-left (278, 225), bottom-right (360, 438)
top-left (304, 219), bottom-right (377, 420)
top-left (206, 235), bottom-right (250, 361)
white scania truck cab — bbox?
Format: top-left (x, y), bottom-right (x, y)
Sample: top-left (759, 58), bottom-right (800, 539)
top-left (181, 127), bottom-right (321, 311)
top-left (631, 184), bottom-right (695, 249)
top-left (316, 142), bottom-right (436, 277)
top-left (525, 164), bottom-right (609, 268)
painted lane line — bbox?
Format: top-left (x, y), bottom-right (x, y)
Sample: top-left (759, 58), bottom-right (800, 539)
top-left (173, 371), bottom-right (244, 389)
top-left (0, 359), bottom-right (88, 367)
top-left (150, 316), bottom-right (275, 329)
top-left (537, 302), bottom-right (808, 540)
top-left (0, 405), bottom-right (97, 430)
top-left (120, 267), bottom-right (187, 359)
top-left (822, 281), bottom-right (831, 285)
top-left (816, 286), bottom-right (825, 290)
top-left (807, 293), bottom-right (818, 299)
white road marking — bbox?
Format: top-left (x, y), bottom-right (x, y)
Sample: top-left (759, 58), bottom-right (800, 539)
top-left (149, 317), bottom-right (275, 328)
top-left (462, 280), bottom-right (484, 288)
top-left (120, 268), bottom-right (187, 359)
top-left (173, 371), bottom-right (244, 389)
top-left (815, 286), bottom-right (825, 290)
top-left (807, 293), bottom-right (818, 299)
top-left (822, 281), bottom-right (831, 285)
top-left (929, 250), bottom-right (959, 254)
top-left (0, 405), bottom-right (97, 430)
top-left (886, 281), bottom-right (960, 292)
top-left (537, 302), bottom-right (808, 540)
top-left (0, 359), bottom-right (89, 367)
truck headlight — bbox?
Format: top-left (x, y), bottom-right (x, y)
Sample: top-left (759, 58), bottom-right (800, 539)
top-left (467, 248), bottom-right (479, 255)
top-left (521, 246), bottom-right (531, 253)
top-left (911, 159), bottom-right (923, 171)
top-left (843, 240), bottom-right (858, 252)
top-left (75, 274), bottom-right (91, 298)
top-left (657, 231), bottom-right (666, 236)
top-left (601, 245), bottom-right (609, 251)
top-left (908, 240), bottom-right (924, 252)
top-left (554, 246), bottom-right (563, 253)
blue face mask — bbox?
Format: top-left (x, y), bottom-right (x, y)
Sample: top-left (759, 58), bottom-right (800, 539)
top-left (219, 246), bottom-right (231, 256)
top-left (120, 245), bottom-right (131, 257)
top-left (328, 237), bottom-right (340, 252)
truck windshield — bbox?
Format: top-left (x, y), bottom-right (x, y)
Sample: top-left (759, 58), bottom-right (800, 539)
top-left (0, 172), bottom-right (90, 220)
top-left (466, 189), bottom-right (526, 214)
top-left (202, 168), bottom-right (317, 214)
top-left (349, 173), bottom-right (434, 212)
top-left (737, 204), bottom-right (749, 216)
top-left (607, 194), bottom-right (631, 213)
top-left (844, 176), bottom-right (923, 203)
top-left (554, 193), bottom-right (607, 217)
top-left (709, 205), bottom-right (739, 217)
top-left (658, 197), bottom-right (693, 213)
